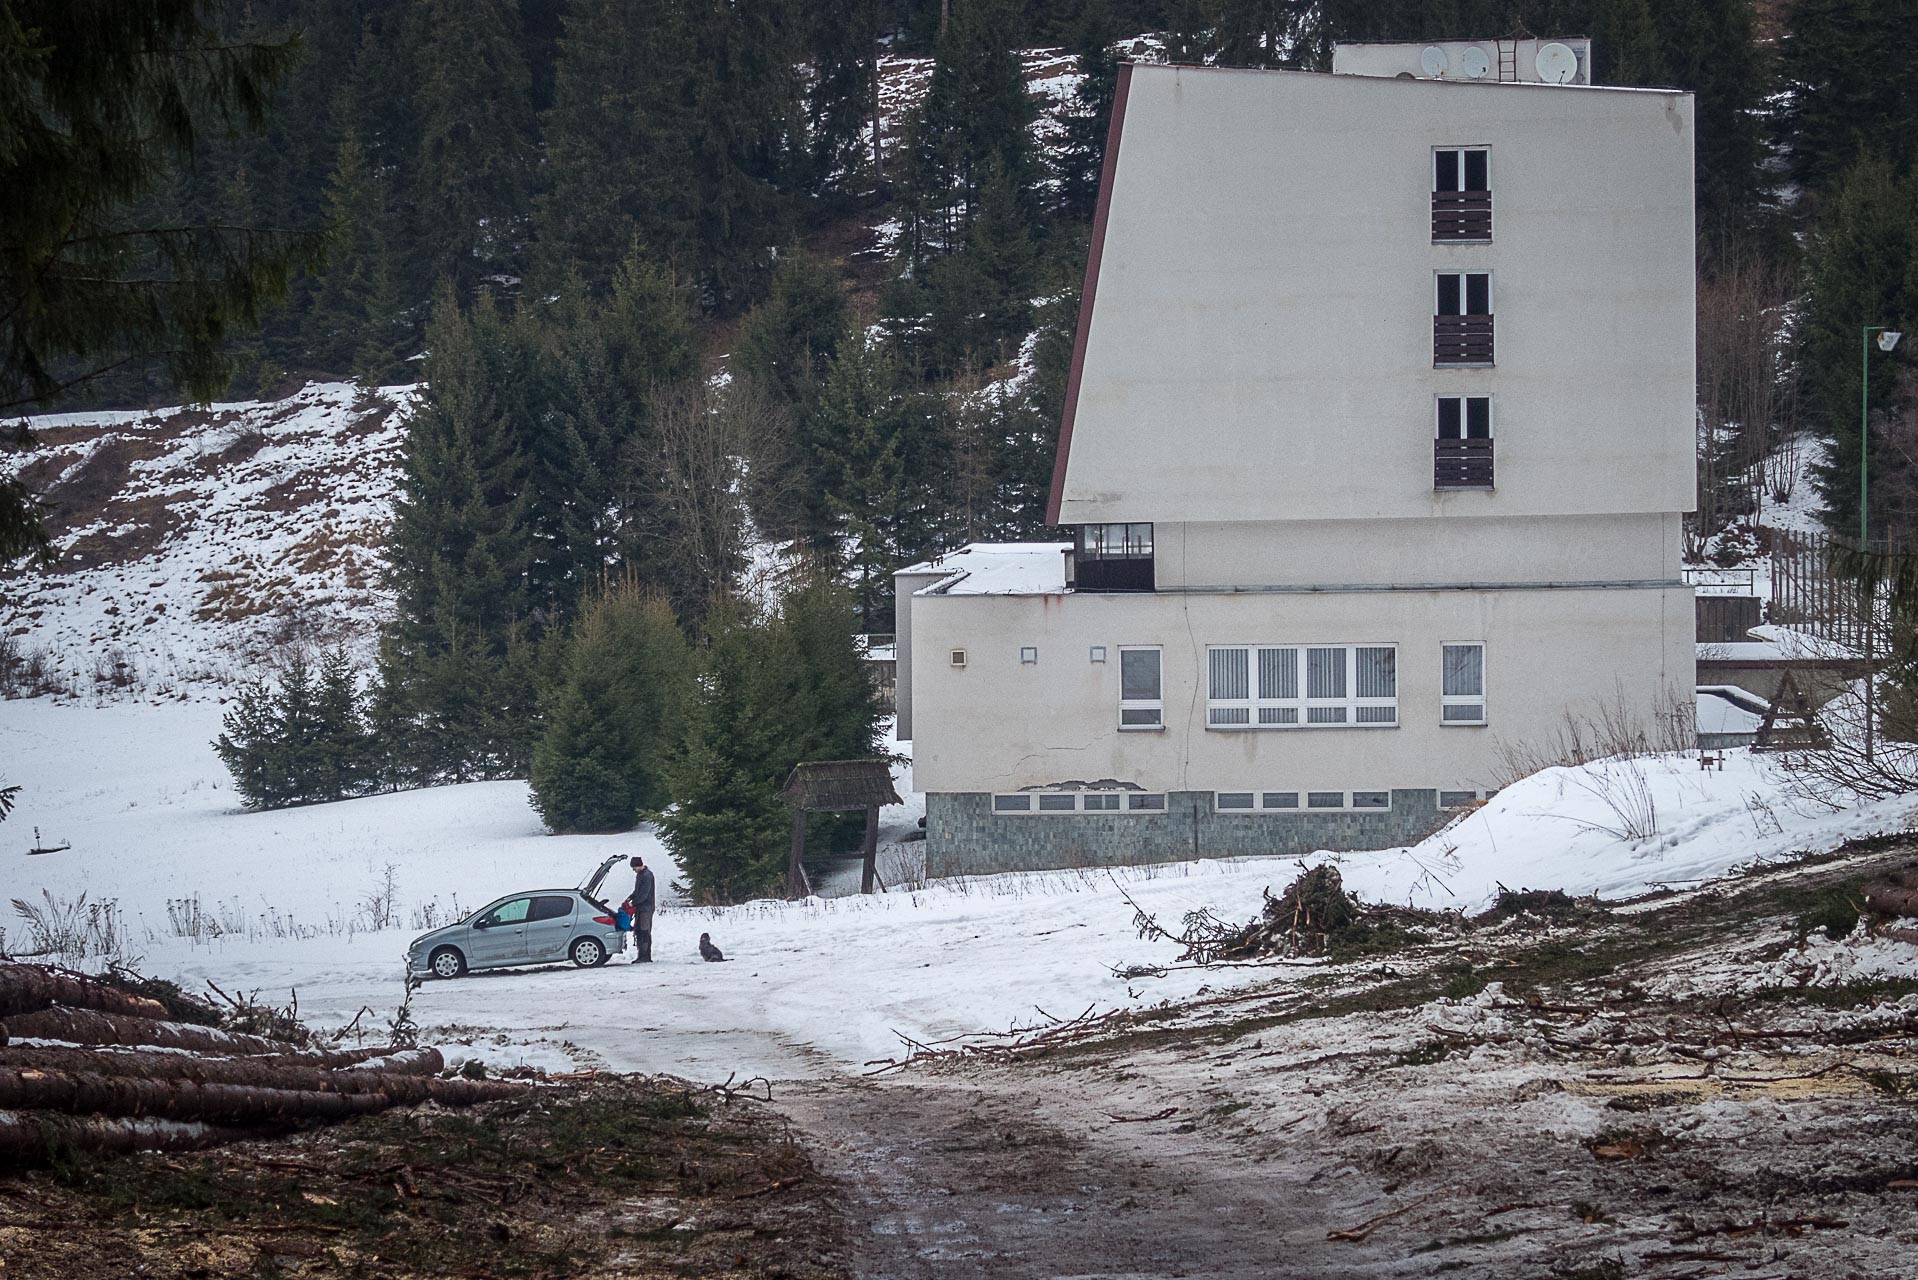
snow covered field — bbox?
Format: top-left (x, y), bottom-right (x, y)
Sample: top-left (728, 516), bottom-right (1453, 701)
top-left (7, 697), bottom-right (1915, 1082)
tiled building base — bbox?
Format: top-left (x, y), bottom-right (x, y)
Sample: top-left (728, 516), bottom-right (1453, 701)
top-left (925, 790), bottom-right (1448, 878)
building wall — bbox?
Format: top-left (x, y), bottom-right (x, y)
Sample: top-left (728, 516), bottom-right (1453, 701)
top-left (908, 584), bottom-right (1693, 797)
top-left (1154, 512), bottom-right (1682, 589)
top-left (926, 789), bottom-right (1448, 878)
top-left (893, 568), bottom-right (949, 740)
top-left (1055, 65), bottom-right (1695, 527)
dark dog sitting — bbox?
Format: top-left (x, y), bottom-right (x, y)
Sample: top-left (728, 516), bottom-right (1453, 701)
top-left (698, 932), bottom-right (727, 962)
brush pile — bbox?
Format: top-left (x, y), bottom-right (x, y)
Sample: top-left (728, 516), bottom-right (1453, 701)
top-left (1132, 864), bottom-right (1461, 962)
top-left (0, 962), bottom-right (527, 1163)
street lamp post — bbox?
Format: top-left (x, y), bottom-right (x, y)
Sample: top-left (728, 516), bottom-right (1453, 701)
top-left (1860, 325), bottom-right (1902, 765)
top-left (1862, 326), bottom-right (1904, 550)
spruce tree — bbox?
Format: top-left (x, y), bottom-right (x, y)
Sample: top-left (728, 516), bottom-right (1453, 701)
top-left (1056, 1), bottom-right (1120, 223)
top-left (215, 678), bottom-right (291, 810)
top-left (806, 0), bottom-right (884, 199)
top-left (902, 0), bottom-right (1038, 265)
top-left (377, 291), bottom-right (538, 782)
top-left (1801, 155), bottom-right (1918, 542)
top-left (313, 647), bottom-right (372, 802)
top-left (734, 253), bottom-right (850, 414)
top-left (1782, 0), bottom-right (1918, 197)
top-left (658, 604), bottom-right (796, 901)
top-left (529, 583), bottom-right (695, 833)
top-left (410, 0), bottom-right (535, 298)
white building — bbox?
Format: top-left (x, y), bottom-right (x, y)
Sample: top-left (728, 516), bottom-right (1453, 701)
top-left (896, 47), bottom-right (1696, 876)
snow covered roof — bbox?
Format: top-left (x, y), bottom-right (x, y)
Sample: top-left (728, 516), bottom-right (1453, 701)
top-left (1697, 624), bottom-right (1856, 663)
top-left (898, 543), bottom-right (1070, 597)
top-left (1695, 687), bottom-right (1766, 738)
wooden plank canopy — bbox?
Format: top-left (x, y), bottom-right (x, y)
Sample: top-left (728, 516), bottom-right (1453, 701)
top-left (782, 760), bottom-right (901, 812)
top-left (782, 760), bottom-right (901, 898)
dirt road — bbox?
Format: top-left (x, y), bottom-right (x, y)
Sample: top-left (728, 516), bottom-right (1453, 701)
top-left (778, 1067), bottom-right (1403, 1280)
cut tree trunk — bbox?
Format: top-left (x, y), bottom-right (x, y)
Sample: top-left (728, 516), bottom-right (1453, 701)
top-left (0, 1065), bottom-right (529, 1126)
top-left (0, 965), bottom-right (169, 1021)
top-left (0, 1046), bottom-right (445, 1091)
top-left (2, 1007), bottom-right (295, 1054)
top-left (0, 1109), bottom-right (259, 1160)
top-left (1863, 882), bottom-right (1918, 920)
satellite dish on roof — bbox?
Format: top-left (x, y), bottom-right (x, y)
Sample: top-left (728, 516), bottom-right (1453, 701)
top-left (1459, 47), bottom-right (1491, 79)
top-left (1419, 46), bottom-right (1449, 77)
top-left (1535, 41), bottom-right (1578, 83)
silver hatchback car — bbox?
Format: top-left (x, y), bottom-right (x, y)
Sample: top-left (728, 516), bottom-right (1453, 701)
top-left (408, 856), bottom-right (628, 979)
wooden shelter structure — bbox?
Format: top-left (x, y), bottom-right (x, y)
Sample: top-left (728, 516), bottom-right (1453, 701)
top-left (782, 760), bottom-right (902, 897)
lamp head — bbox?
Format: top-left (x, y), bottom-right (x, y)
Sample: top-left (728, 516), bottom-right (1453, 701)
top-left (1881, 331), bottom-right (1904, 353)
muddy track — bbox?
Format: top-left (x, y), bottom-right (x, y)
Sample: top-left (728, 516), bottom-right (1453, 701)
top-left (778, 1069), bottom-right (1402, 1280)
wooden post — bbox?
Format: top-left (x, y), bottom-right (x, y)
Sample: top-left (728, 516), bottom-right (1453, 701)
top-left (861, 805), bottom-right (880, 895)
top-left (787, 808), bottom-right (808, 899)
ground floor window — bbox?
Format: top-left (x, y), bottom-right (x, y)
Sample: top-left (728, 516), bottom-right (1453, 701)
top-left (1120, 646), bottom-right (1163, 729)
top-left (1441, 642), bottom-right (1487, 725)
top-left (992, 790), bottom-right (1164, 814)
top-left (1207, 644), bottom-right (1397, 728)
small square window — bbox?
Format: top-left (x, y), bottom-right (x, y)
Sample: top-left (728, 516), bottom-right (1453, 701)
top-left (1306, 791), bottom-right (1345, 810)
top-left (1089, 645), bottom-right (1107, 663)
top-left (1215, 792), bottom-right (1255, 811)
top-left (1127, 793), bottom-right (1166, 811)
top-left (950, 649), bottom-right (968, 668)
top-left (993, 794), bottom-right (1030, 812)
top-left (1352, 791), bottom-right (1390, 810)
top-left (1262, 792), bottom-right (1299, 809)
top-left (1037, 793), bottom-right (1076, 812)
top-left (1083, 793), bottom-right (1121, 811)
top-left (1020, 646), bottom-right (1038, 664)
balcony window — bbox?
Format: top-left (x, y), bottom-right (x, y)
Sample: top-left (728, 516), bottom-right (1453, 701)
top-left (1072, 522), bottom-right (1154, 592)
top-left (1435, 272), bottom-right (1493, 366)
top-left (1432, 148), bottom-right (1491, 241)
top-left (1435, 395), bottom-right (1494, 489)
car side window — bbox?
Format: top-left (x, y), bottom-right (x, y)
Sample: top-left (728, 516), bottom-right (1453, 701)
top-left (528, 896), bottom-right (574, 922)
top-left (477, 898), bottom-right (532, 928)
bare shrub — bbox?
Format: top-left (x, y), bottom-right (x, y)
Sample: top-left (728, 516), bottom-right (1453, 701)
top-left (1493, 685), bottom-right (1695, 845)
top-left (358, 863), bottom-right (402, 931)
top-left (1493, 684), bottom-right (1695, 785)
top-left (10, 891), bottom-right (131, 965)
top-left (0, 634), bottom-right (71, 698)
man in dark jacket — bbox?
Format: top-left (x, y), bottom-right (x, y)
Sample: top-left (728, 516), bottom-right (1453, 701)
top-left (629, 855), bottom-right (656, 963)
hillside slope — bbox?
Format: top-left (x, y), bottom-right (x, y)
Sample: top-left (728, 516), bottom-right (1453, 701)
top-left (2, 382), bottom-right (415, 700)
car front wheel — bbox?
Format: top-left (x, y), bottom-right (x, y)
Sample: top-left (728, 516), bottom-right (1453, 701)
top-left (570, 937), bottom-right (607, 968)
top-left (429, 946), bottom-right (467, 980)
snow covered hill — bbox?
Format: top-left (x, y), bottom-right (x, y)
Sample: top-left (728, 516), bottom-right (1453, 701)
top-left (2, 382), bottom-right (415, 701)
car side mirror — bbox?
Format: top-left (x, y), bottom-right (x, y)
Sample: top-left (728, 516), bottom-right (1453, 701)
top-left (474, 917), bottom-right (494, 930)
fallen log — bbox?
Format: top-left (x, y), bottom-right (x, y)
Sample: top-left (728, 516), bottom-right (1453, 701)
top-left (0, 1047), bottom-right (445, 1092)
top-left (0, 1065), bottom-right (528, 1126)
top-left (2, 1007), bottom-right (294, 1054)
top-left (1863, 881), bottom-right (1918, 920)
top-left (0, 1109), bottom-right (259, 1160)
top-left (0, 965), bottom-right (170, 1021)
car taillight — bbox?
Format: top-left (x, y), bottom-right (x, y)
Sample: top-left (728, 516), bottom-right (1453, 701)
top-left (592, 915), bottom-right (615, 926)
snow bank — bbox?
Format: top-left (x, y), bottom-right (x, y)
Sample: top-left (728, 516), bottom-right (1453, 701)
top-left (1337, 749), bottom-right (1918, 913)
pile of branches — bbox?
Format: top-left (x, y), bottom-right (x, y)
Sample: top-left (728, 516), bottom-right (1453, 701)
top-left (0, 962), bottom-right (528, 1163)
top-left (1131, 863), bottom-right (1460, 962)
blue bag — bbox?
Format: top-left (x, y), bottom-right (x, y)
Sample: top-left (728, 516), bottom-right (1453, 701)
top-left (615, 908), bottom-right (633, 932)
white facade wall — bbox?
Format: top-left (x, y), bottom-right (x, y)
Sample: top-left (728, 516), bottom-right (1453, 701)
top-left (1054, 65), bottom-right (1695, 528)
top-left (908, 585), bottom-right (1692, 796)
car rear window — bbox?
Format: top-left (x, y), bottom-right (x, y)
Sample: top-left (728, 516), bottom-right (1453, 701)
top-left (529, 895), bottom-right (575, 922)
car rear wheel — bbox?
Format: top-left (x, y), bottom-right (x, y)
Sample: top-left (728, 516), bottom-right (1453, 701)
top-left (429, 946), bottom-right (466, 980)
top-left (570, 937), bottom-right (607, 968)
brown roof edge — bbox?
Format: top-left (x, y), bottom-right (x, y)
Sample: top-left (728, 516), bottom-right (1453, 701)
top-left (1046, 61), bottom-right (1133, 527)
